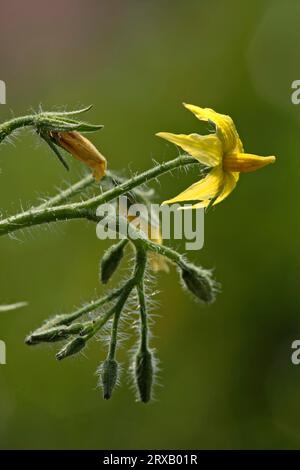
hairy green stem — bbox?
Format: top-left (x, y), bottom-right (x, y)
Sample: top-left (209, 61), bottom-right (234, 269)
top-left (106, 247), bottom-right (148, 355)
top-left (0, 155), bottom-right (199, 237)
top-left (85, 279), bottom-right (135, 340)
top-left (0, 115), bottom-right (35, 143)
top-left (35, 171), bottom-right (124, 210)
top-left (136, 249), bottom-right (148, 352)
top-left (52, 286), bottom-right (126, 327)
top-left (107, 312), bottom-right (120, 361)
top-left (36, 174), bottom-right (95, 210)
top-left (81, 155), bottom-right (198, 210)
top-left (0, 107), bottom-right (102, 144)
top-left (106, 276), bottom-right (138, 360)
top-left (86, 247), bottom-right (148, 345)
top-left (106, 282), bottom-right (134, 359)
top-left (127, 228), bottom-right (183, 268)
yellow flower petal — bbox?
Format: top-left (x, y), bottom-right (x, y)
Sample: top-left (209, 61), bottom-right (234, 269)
top-left (156, 132), bottom-right (222, 167)
top-left (162, 166), bottom-right (225, 205)
top-left (211, 171), bottom-right (238, 204)
top-left (183, 103), bottom-right (243, 154)
top-left (191, 171), bottom-right (238, 209)
top-left (223, 153), bottom-right (276, 173)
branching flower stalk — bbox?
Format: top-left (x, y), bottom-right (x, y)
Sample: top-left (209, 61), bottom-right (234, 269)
top-left (0, 109), bottom-right (215, 403)
top-left (0, 106), bottom-right (223, 402)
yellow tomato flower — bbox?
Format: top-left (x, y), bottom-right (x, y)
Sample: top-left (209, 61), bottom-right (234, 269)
top-left (156, 104), bottom-right (276, 208)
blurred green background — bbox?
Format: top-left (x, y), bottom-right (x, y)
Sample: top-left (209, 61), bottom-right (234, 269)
top-left (1, 0), bottom-right (300, 450)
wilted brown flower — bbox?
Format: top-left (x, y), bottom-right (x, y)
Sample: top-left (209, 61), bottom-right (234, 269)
top-left (51, 131), bottom-right (107, 181)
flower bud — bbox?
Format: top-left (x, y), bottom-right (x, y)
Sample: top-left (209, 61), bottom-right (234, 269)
top-left (51, 131), bottom-right (107, 181)
top-left (56, 336), bottom-right (86, 361)
top-left (25, 323), bottom-right (83, 345)
top-left (100, 239), bottom-right (127, 284)
top-left (180, 263), bottom-right (216, 303)
top-left (99, 359), bottom-right (119, 400)
top-left (135, 349), bottom-right (153, 403)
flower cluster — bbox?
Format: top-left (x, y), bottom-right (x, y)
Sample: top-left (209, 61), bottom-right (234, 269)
top-left (0, 104), bottom-right (276, 402)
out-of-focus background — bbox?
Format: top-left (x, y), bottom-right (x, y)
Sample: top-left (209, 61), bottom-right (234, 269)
top-left (0, 0), bottom-right (299, 450)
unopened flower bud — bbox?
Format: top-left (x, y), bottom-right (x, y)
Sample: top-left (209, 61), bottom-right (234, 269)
top-left (180, 263), bottom-right (216, 303)
top-left (25, 323), bottom-right (83, 345)
top-left (51, 131), bottom-right (107, 181)
top-left (100, 239), bottom-right (127, 284)
top-left (99, 359), bottom-right (119, 400)
top-left (56, 336), bottom-right (86, 361)
top-left (135, 349), bottom-right (153, 403)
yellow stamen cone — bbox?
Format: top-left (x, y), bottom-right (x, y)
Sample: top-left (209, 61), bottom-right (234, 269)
top-left (223, 153), bottom-right (276, 173)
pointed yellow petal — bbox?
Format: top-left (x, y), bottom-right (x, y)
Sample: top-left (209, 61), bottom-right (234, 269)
top-left (191, 171), bottom-right (238, 208)
top-left (183, 103), bottom-right (243, 154)
top-left (162, 166), bottom-right (225, 205)
top-left (223, 153), bottom-right (276, 173)
top-left (156, 132), bottom-right (222, 167)
top-left (213, 171), bottom-right (238, 204)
